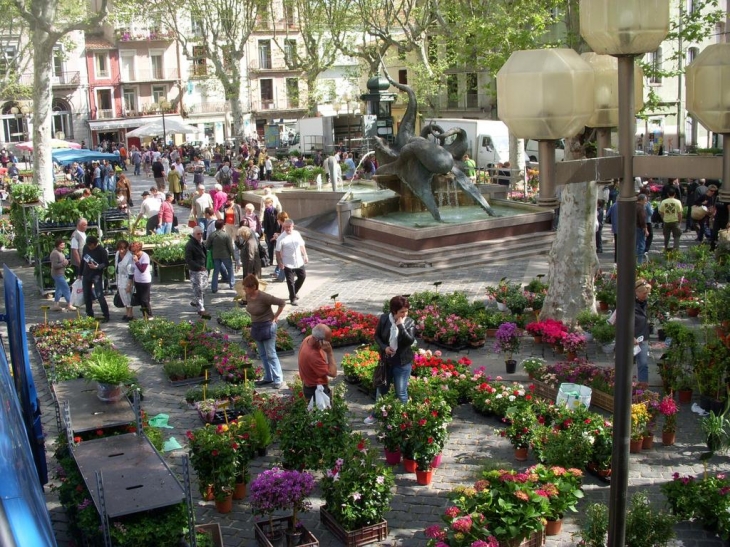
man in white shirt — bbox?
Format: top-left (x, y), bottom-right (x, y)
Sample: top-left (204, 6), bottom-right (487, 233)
top-left (70, 218), bottom-right (88, 277)
top-left (275, 219), bottom-right (308, 305)
top-left (133, 191), bottom-right (161, 234)
top-left (193, 184), bottom-right (215, 236)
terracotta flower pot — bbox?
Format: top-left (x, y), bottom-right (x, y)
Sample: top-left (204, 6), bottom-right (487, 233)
top-left (642, 434), bottom-right (654, 450)
top-left (233, 480), bottom-right (247, 500)
top-left (662, 430), bottom-right (676, 446)
top-left (403, 458), bottom-right (417, 473)
top-left (214, 493), bottom-right (233, 514)
top-left (545, 518), bottom-right (563, 536)
top-left (416, 468), bottom-right (434, 485)
top-left (629, 439), bottom-right (643, 454)
top-left (384, 448), bottom-right (401, 466)
top-left (566, 351), bottom-right (577, 361)
top-left (598, 301), bottom-right (609, 311)
top-left (203, 484), bottom-right (214, 501)
top-left (533, 336), bottom-right (543, 344)
top-left (514, 447), bottom-right (528, 461)
top-left (687, 307), bottom-right (700, 317)
top-left (677, 389), bottom-right (693, 404)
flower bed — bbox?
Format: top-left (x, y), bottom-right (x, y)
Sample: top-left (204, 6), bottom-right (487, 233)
top-left (242, 327), bottom-right (295, 357)
top-left (287, 303), bottom-right (378, 347)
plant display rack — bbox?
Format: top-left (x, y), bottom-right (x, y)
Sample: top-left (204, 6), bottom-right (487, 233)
top-left (254, 516), bottom-right (319, 547)
top-left (32, 210), bottom-right (101, 296)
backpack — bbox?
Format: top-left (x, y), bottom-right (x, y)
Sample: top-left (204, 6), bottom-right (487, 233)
top-left (218, 169), bottom-right (231, 185)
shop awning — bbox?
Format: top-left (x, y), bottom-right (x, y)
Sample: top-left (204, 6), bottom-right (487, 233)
top-left (87, 116), bottom-right (185, 132)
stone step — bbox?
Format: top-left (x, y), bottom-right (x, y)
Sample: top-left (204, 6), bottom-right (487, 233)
top-left (299, 228), bottom-right (556, 276)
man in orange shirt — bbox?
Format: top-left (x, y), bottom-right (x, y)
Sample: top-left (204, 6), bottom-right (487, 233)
top-left (119, 144), bottom-right (128, 171)
top-left (297, 324), bottom-right (337, 403)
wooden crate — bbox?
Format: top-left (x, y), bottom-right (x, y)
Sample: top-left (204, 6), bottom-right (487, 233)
top-left (320, 507), bottom-right (388, 547)
top-left (532, 380), bottom-right (614, 413)
top-left (195, 523), bottom-right (223, 547)
top-left (503, 530), bottom-right (545, 547)
top-left (255, 516), bottom-right (319, 547)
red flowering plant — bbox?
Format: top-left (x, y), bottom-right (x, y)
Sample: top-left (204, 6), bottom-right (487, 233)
top-left (658, 394), bottom-right (679, 433)
top-left (498, 404), bottom-right (538, 450)
top-left (561, 331), bottom-right (587, 354)
top-left (411, 350), bottom-right (476, 404)
top-left (525, 318), bottom-right (568, 345)
top-left (424, 509), bottom-right (499, 547)
top-left (444, 469), bottom-right (550, 544)
top-left (433, 313), bottom-right (486, 347)
top-left (532, 358), bottom-right (616, 394)
top-left (403, 396), bottom-right (452, 471)
top-left (287, 302), bottom-right (378, 347)
top-left (186, 423), bottom-right (240, 500)
top-left (476, 381), bottom-right (533, 418)
top-left (527, 464), bottom-right (584, 521)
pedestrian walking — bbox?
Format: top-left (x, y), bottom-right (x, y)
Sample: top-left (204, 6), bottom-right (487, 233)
top-left (275, 219), bottom-right (308, 305)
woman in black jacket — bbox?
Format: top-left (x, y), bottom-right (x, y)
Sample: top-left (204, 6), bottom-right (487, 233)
top-left (364, 295), bottom-right (416, 424)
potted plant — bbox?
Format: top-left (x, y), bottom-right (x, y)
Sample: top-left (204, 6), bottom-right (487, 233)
top-left (591, 322), bottom-right (616, 353)
top-left (630, 403), bottom-right (650, 453)
top-left (575, 309), bottom-right (604, 340)
top-left (624, 491), bottom-right (677, 547)
top-left (587, 418), bottom-right (614, 474)
top-left (561, 331), bottom-right (587, 358)
top-left (83, 347), bottom-right (135, 402)
top-left (662, 472), bottom-right (730, 538)
top-left (701, 403), bottom-right (730, 454)
top-left (406, 396), bottom-right (452, 484)
top-left (595, 277), bottom-right (617, 310)
top-left (251, 409), bottom-right (272, 456)
top-left (372, 393), bottom-right (406, 463)
top-left (693, 341), bottom-right (730, 411)
top-left (658, 395), bottom-right (678, 446)
top-left (195, 399), bottom-right (218, 424)
top-left (497, 404), bottom-right (537, 461)
top-left (186, 423), bottom-right (240, 510)
top-left (529, 464), bottom-right (584, 535)
top-left (250, 467), bottom-right (316, 547)
top-left (574, 503), bottom-right (609, 547)
top-left (320, 433), bottom-right (393, 543)
top-left (521, 357), bottom-right (546, 379)
top-left (493, 322), bottom-right (522, 373)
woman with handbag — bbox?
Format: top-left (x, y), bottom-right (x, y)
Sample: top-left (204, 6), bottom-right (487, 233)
top-left (364, 295), bottom-right (416, 424)
top-left (242, 274), bottom-right (286, 389)
top-left (130, 241), bottom-right (153, 318)
top-left (114, 240), bottom-right (135, 321)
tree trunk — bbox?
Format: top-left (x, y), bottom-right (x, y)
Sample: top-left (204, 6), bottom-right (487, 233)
top-left (32, 34), bottom-right (54, 204)
top-left (540, 181), bottom-right (598, 322)
top-left (306, 74), bottom-right (319, 117)
top-left (509, 134), bottom-right (526, 193)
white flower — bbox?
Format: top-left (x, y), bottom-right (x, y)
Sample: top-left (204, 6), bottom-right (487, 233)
top-left (352, 492), bottom-right (362, 500)
top-left (508, 395), bottom-right (516, 402)
top-left (376, 476), bottom-right (385, 484)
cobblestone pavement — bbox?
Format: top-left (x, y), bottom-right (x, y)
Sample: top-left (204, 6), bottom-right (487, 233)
top-left (6, 171), bottom-right (727, 546)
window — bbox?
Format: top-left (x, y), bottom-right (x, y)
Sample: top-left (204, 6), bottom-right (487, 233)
top-left (150, 51), bottom-right (164, 79)
top-left (192, 46), bottom-right (207, 77)
top-left (286, 78), bottom-right (299, 108)
top-left (95, 89), bottom-right (113, 118)
top-left (123, 88), bottom-right (137, 115)
top-left (152, 85), bottom-right (167, 105)
top-left (284, 39), bottom-right (296, 66)
top-left (2, 103), bottom-right (26, 142)
top-left (258, 40), bottom-right (272, 69)
top-left (466, 73), bottom-right (478, 108)
top-left (120, 51), bottom-right (135, 81)
top-left (191, 16), bottom-right (203, 35)
top-left (52, 98), bottom-right (73, 139)
top-left (0, 45), bottom-right (17, 79)
top-left (52, 49), bottom-right (63, 82)
top-left (446, 74), bottom-right (458, 108)
top-left (283, 0), bottom-right (295, 25)
top-left (647, 48), bottom-right (662, 84)
top-left (260, 79), bottom-right (273, 108)
top-left (257, 3), bottom-right (270, 29)
top-left (687, 46), bottom-right (699, 64)
top-left (398, 69), bottom-right (407, 85)
top-left (95, 53), bottom-right (109, 79)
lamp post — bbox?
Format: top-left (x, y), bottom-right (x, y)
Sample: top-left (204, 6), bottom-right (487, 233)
top-left (159, 100), bottom-right (171, 147)
top-left (10, 105), bottom-right (31, 140)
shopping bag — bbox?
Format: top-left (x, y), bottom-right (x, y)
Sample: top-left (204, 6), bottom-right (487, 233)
top-left (691, 205), bottom-right (708, 220)
top-left (556, 383), bottom-right (592, 410)
top-left (372, 357), bottom-right (388, 388)
top-left (70, 279), bottom-right (84, 307)
top-left (307, 385), bottom-right (331, 411)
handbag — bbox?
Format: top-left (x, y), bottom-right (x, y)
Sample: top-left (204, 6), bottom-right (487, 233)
top-left (130, 287), bottom-right (140, 307)
top-left (113, 291), bottom-right (124, 308)
top-left (691, 205), bottom-right (708, 220)
top-left (258, 241), bottom-right (271, 267)
top-left (250, 321), bottom-right (273, 341)
top-left (719, 226), bottom-right (730, 243)
top-left (372, 356), bottom-right (388, 388)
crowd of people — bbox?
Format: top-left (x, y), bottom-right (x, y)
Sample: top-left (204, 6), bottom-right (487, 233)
top-left (598, 176), bottom-right (725, 263)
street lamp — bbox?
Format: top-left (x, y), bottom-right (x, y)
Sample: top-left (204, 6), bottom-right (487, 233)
top-left (498, 2), bottom-right (675, 546)
top-left (159, 99), bottom-right (171, 146)
top-left (10, 105), bottom-right (31, 140)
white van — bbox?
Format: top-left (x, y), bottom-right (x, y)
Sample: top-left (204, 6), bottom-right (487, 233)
top-left (525, 139), bottom-right (566, 162)
top-left (424, 118), bottom-right (511, 169)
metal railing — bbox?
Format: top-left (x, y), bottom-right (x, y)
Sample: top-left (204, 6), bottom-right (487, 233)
top-left (51, 71), bottom-right (81, 86)
top-left (433, 93), bottom-right (493, 111)
top-left (120, 68), bottom-right (180, 82)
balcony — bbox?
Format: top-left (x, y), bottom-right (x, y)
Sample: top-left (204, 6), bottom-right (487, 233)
top-left (116, 28), bottom-right (175, 42)
top-left (434, 93), bottom-right (492, 112)
top-left (250, 99), bottom-right (306, 113)
top-left (120, 68), bottom-right (180, 83)
top-left (187, 102), bottom-right (228, 114)
top-left (248, 61), bottom-right (299, 74)
top-left (51, 71), bottom-right (81, 87)
top-left (96, 109), bottom-right (115, 119)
